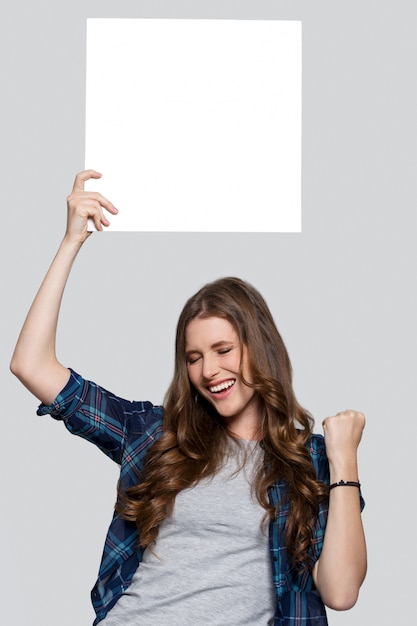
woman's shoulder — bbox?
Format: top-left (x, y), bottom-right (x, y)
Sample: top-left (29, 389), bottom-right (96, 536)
top-left (307, 431), bottom-right (326, 452)
top-left (37, 368), bottom-right (164, 465)
top-left (37, 367), bottom-right (164, 424)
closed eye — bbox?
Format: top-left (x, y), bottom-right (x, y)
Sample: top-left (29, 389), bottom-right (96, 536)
top-left (218, 347), bottom-right (232, 355)
top-left (186, 344), bottom-right (234, 365)
top-left (186, 354), bottom-right (201, 365)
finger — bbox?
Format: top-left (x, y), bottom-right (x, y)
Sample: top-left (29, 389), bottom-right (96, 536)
top-left (98, 206), bottom-right (111, 228)
top-left (322, 413), bottom-right (345, 429)
top-left (71, 169), bottom-right (102, 193)
top-left (91, 207), bottom-right (106, 231)
top-left (336, 410), bottom-right (366, 427)
top-left (68, 191), bottom-right (118, 215)
top-left (92, 214), bottom-right (103, 231)
top-left (82, 199), bottom-right (109, 227)
top-left (322, 411), bottom-right (366, 430)
top-left (92, 201), bottom-right (112, 231)
top-left (94, 193), bottom-right (118, 215)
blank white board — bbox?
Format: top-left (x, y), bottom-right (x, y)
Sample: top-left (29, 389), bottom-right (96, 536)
top-left (85, 19), bottom-right (301, 232)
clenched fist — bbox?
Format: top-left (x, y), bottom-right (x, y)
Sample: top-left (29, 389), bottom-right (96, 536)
top-left (322, 410), bottom-right (366, 471)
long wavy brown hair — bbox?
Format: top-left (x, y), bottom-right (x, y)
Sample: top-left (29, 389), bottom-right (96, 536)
top-left (116, 277), bottom-right (328, 570)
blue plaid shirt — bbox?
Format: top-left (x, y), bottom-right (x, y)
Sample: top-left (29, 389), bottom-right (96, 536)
top-left (38, 369), bottom-right (336, 625)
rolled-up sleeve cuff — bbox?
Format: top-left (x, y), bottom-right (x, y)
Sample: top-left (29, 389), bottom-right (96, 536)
top-left (36, 368), bottom-right (88, 421)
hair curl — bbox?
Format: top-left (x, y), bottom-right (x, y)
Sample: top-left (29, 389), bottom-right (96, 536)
top-left (116, 277), bottom-right (328, 571)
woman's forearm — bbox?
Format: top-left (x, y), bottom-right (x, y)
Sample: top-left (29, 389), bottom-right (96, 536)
top-left (313, 410), bottom-right (367, 610)
top-left (10, 237), bottom-right (83, 404)
top-left (313, 458), bottom-right (367, 610)
top-left (10, 170), bottom-right (117, 405)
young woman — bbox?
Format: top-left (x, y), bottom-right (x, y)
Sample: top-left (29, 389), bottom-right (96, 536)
top-left (11, 170), bottom-right (367, 625)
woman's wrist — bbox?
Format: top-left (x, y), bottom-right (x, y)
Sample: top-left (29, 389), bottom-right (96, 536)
top-left (328, 458), bottom-right (359, 484)
top-left (61, 232), bottom-right (89, 250)
top-left (329, 479), bottom-right (361, 490)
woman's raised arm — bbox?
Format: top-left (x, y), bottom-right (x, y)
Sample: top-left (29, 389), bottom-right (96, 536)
top-left (10, 170), bottom-right (118, 405)
top-left (312, 409), bottom-right (367, 610)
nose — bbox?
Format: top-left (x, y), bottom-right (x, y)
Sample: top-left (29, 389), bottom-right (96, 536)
top-left (202, 353), bottom-right (220, 380)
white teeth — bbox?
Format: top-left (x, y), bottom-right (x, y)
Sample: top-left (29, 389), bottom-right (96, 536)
top-left (208, 380), bottom-right (235, 393)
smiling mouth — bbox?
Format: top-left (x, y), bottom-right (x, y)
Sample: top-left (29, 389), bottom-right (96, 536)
top-left (207, 379), bottom-right (236, 394)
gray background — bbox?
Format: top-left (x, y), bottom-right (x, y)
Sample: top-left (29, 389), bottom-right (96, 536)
top-left (1, 1), bottom-right (415, 624)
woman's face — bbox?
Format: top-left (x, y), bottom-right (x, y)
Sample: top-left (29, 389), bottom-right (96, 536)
top-left (185, 316), bottom-right (262, 436)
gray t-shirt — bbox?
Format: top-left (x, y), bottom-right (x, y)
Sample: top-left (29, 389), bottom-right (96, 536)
top-left (102, 439), bottom-right (276, 625)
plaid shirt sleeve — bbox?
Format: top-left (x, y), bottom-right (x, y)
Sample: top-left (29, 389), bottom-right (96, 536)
top-left (36, 368), bottom-right (163, 465)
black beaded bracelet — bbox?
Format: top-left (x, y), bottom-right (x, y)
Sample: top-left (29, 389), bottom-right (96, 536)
top-left (329, 480), bottom-right (361, 490)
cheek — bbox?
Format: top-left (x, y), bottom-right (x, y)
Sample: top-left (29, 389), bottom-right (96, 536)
top-left (186, 365), bottom-right (199, 387)
top-left (241, 353), bottom-right (254, 384)
top-left (226, 355), bottom-right (241, 373)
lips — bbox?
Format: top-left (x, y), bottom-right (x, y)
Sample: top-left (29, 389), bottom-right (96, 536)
top-left (207, 379), bottom-right (236, 394)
